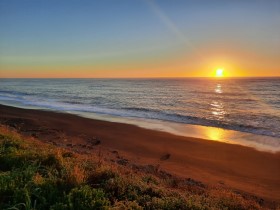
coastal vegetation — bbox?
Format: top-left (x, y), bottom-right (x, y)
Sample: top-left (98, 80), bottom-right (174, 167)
top-left (0, 126), bottom-right (275, 210)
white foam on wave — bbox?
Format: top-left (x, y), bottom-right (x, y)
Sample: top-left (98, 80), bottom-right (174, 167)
top-left (0, 93), bottom-right (280, 149)
top-left (0, 96), bottom-right (279, 153)
top-left (16, 98), bottom-right (279, 138)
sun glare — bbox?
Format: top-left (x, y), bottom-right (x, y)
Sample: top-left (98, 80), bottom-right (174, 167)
top-left (215, 68), bottom-right (224, 77)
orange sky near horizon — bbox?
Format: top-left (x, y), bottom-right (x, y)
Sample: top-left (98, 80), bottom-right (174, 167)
top-left (1, 48), bottom-right (279, 78)
top-left (1, 66), bottom-right (279, 78)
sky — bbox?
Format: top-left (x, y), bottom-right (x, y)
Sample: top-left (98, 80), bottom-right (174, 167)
top-left (0, 0), bottom-right (280, 78)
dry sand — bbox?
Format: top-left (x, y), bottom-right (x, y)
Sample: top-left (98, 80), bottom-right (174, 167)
top-left (1, 104), bottom-right (279, 202)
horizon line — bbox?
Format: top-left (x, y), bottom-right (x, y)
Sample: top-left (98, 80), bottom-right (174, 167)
top-left (0, 76), bottom-right (280, 79)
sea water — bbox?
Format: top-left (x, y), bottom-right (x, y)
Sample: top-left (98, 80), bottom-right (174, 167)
top-left (0, 78), bottom-right (279, 151)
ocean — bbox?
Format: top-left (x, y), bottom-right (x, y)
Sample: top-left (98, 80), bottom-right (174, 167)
top-left (0, 78), bottom-right (279, 141)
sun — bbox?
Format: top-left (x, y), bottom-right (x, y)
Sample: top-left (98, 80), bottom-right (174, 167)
top-left (215, 68), bottom-right (224, 77)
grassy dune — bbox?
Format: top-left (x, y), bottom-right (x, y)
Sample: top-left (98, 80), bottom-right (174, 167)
top-left (0, 126), bottom-right (275, 210)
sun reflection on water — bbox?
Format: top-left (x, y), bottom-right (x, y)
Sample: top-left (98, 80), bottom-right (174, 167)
top-left (204, 126), bottom-right (224, 141)
top-left (210, 101), bottom-right (226, 119)
top-left (215, 84), bottom-right (223, 94)
top-left (210, 83), bottom-right (226, 120)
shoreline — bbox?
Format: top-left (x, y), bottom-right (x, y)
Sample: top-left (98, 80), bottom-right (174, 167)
top-left (72, 111), bottom-right (280, 153)
top-left (0, 103), bottom-right (279, 202)
top-left (1, 101), bottom-right (279, 153)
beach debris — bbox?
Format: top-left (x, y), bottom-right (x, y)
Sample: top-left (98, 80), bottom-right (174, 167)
top-left (87, 137), bottom-right (101, 146)
top-left (76, 143), bottom-right (88, 149)
top-left (158, 170), bottom-right (173, 179)
top-left (78, 133), bottom-right (87, 138)
top-left (2, 118), bottom-right (34, 130)
top-left (145, 164), bottom-right (160, 174)
top-left (31, 133), bottom-right (38, 138)
top-left (160, 153), bottom-right (171, 161)
top-left (51, 141), bottom-right (58, 146)
top-left (117, 158), bottom-right (129, 166)
top-left (184, 178), bottom-right (205, 188)
top-left (218, 180), bottom-right (225, 185)
top-left (62, 151), bottom-right (74, 158)
top-left (93, 140), bottom-right (101, 145)
top-left (130, 164), bottom-right (160, 174)
top-left (111, 150), bottom-right (118, 154)
top-left (86, 145), bottom-right (93, 149)
top-left (66, 143), bottom-right (73, 147)
top-left (111, 150), bottom-right (120, 158)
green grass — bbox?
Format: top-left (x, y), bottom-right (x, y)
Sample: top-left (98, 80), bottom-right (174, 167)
top-left (0, 128), bottom-right (272, 210)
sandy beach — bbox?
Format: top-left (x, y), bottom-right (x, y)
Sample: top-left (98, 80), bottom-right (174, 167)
top-left (0, 104), bottom-right (279, 202)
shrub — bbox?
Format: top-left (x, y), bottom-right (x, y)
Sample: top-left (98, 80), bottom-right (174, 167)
top-left (68, 185), bottom-right (110, 210)
top-left (0, 128), bottom-right (273, 210)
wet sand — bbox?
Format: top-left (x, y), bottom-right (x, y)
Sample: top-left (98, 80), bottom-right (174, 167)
top-left (0, 104), bottom-right (279, 202)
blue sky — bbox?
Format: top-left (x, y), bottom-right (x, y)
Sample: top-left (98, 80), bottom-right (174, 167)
top-left (0, 0), bottom-right (279, 77)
